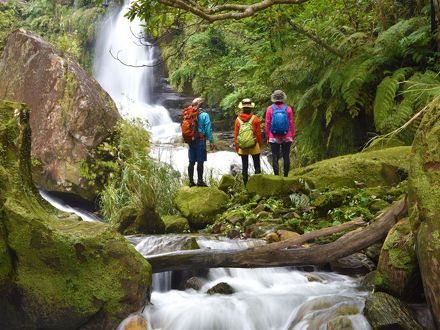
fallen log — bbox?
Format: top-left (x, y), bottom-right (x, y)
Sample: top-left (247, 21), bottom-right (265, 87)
top-left (255, 217), bottom-right (367, 252)
top-left (146, 198), bottom-right (407, 273)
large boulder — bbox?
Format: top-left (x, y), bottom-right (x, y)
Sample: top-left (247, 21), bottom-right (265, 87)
top-left (246, 174), bottom-right (311, 197)
top-left (0, 101), bottom-right (150, 329)
top-left (374, 218), bottom-right (422, 300)
top-left (290, 146), bottom-right (411, 190)
top-left (0, 29), bottom-right (120, 200)
top-left (174, 186), bottom-right (228, 229)
top-left (408, 96), bottom-right (440, 326)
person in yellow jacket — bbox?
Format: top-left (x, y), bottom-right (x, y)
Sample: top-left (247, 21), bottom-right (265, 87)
top-left (234, 98), bottom-right (262, 185)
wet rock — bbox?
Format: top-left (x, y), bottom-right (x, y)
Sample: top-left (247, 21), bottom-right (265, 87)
top-left (183, 277), bottom-right (202, 291)
top-left (118, 313), bottom-right (148, 330)
top-left (365, 242), bottom-right (383, 264)
top-left (227, 213), bottom-right (245, 226)
top-left (218, 174), bottom-right (235, 192)
top-left (290, 146), bottom-right (411, 190)
top-left (265, 232), bottom-right (280, 242)
top-left (113, 205), bottom-right (165, 235)
top-left (330, 252), bottom-right (375, 276)
top-left (304, 273), bottom-right (326, 282)
top-left (174, 186), bottom-right (228, 229)
top-left (207, 282), bottom-right (234, 295)
top-left (361, 271), bottom-right (377, 292)
top-left (277, 229), bottom-right (300, 241)
top-left (374, 218), bottom-right (422, 300)
top-left (0, 101), bottom-right (150, 329)
top-left (0, 30), bottom-right (120, 200)
top-left (327, 316), bottom-right (354, 330)
top-left (364, 292), bottom-right (424, 330)
top-left (227, 229), bottom-right (240, 239)
top-left (162, 215), bottom-right (189, 233)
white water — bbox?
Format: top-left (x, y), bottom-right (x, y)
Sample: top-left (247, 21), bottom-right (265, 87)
top-left (129, 235), bottom-right (372, 330)
top-left (93, 0), bottom-right (271, 179)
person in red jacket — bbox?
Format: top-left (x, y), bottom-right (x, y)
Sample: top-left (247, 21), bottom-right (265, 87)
top-left (265, 90), bottom-right (295, 177)
top-left (234, 98), bottom-right (262, 185)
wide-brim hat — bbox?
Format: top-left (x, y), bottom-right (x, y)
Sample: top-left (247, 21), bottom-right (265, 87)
top-left (192, 97), bottom-right (205, 107)
top-left (271, 90), bottom-right (287, 103)
top-left (238, 98), bottom-right (255, 108)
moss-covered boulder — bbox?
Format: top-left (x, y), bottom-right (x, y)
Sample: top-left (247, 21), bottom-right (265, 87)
top-left (290, 146), bottom-right (411, 190)
top-left (313, 188), bottom-right (357, 216)
top-left (246, 174), bottom-right (311, 197)
top-left (374, 218), bottom-right (422, 300)
top-left (0, 101), bottom-right (151, 329)
top-left (218, 174), bottom-right (235, 192)
top-left (364, 292), bottom-right (423, 330)
top-left (162, 215), bottom-right (190, 233)
top-left (0, 29), bottom-right (120, 200)
top-left (174, 186), bottom-right (228, 229)
top-left (408, 96), bottom-right (440, 326)
top-left (113, 205), bottom-right (165, 235)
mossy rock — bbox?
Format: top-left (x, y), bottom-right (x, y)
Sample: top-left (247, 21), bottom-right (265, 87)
top-left (174, 186), bottom-right (228, 229)
top-left (113, 205), bottom-right (165, 235)
top-left (206, 282), bottom-right (234, 295)
top-left (290, 146), bottom-right (411, 190)
top-left (313, 188), bottom-right (357, 216)
top-left (218, 174), bottom-right (235, 192)
top-left (162, 215), bottom-right (190, 233)
top-left (327, 317), bottom-right (354, 330)
top-left (0, 100), bottom-right (151, 329)
top-left (364, 292), bottom-right (423, 330)
top-left (408, 96), bottom-right (440, 325)
top-left (246, 174), bottom-right (311, 197)
top-left (374, 218), bottom-right (422, 300)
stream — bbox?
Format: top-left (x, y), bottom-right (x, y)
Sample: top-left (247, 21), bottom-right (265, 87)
top-left (43, 1), bottom-right (374, 329)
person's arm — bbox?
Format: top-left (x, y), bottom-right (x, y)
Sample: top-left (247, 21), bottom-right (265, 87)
top-left (201, 112), bottom-right (215, 149)
top-left (253, 116), bottom-right (262, 147)
top-left (234, 118), bottom-right (240, 152)
top-left (265, 106), bottom-right (272, 143)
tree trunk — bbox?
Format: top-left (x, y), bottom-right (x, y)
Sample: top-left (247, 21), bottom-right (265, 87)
top-left (146, 198), bottom-right (407, 273)
top-left (432, 0), bottom-right (440, 51)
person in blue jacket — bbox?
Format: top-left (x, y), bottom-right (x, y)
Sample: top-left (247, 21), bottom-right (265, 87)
top-left (188, 97), bottom-right (215, 187)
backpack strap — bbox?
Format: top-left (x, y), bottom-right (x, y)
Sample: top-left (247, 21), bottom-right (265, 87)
top-left (237, 117), bottom-right (244, 125)
top-left (272, 104), bottom-right (287, 111)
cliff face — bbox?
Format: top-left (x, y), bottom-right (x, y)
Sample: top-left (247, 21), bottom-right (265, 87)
top-left (0, 100), bottom-right (151, 329)
top-left (0, 29), bottom-right (120, 199)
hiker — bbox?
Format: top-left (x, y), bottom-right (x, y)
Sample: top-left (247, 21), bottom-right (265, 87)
top-left (265, 90), bottom-right (295, 177)
top-left (234, 98), bottom-right (262, 186)
top-left (182, 97), bottom-right (214, 187)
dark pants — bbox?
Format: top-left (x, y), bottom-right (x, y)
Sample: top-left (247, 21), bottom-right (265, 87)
top-left (240, 154), bottom-right (261, 185)
top-left (270, 142), bottom-right (291, 177)
top-left (188, 161), bottom-right (204, 184)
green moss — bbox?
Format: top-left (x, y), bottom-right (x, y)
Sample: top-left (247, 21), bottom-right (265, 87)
top-left (246, 174), bottom-right (311, 197)
top-left (162, 215), bottom-right (190, 233)
top-left (290, 146), bottom-right (411, 190)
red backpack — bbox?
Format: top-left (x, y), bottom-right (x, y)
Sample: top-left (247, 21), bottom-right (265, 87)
top-left (181, 106), bottom-right (202, 143)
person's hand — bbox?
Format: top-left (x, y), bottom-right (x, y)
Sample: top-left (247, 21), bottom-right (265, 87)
top-left (210, 142), bottom-right (215, 151)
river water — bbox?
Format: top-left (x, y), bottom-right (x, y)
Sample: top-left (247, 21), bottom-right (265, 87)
top-left (90, 2), bottom-right (373, 329)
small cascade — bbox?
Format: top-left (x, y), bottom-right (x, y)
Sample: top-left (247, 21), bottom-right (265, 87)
top-left (129, 235), bottom-right (372, 330)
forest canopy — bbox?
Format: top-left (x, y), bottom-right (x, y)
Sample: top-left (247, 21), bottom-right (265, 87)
top-left (124, 0), bottom-right (440, 163)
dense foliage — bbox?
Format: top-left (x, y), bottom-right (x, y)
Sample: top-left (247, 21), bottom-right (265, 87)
top-left (0, 0), bottom-right (108, 72)
top-left (129, 0), bottom-right (440, 163)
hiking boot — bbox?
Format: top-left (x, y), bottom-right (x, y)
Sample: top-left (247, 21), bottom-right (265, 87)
top-left (189, 181), bottom-right (196, 187)
top-left (197, 181), bottom-right (208, 187)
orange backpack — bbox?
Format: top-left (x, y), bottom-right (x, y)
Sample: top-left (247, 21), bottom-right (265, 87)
top-left (181, 106), bottom-right (202, 143)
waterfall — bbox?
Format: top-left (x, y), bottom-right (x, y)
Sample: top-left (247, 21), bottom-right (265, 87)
top-left (93, 1), bottom-right (180, 142)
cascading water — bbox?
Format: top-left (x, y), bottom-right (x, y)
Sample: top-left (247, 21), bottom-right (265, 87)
top-left (128, 235), bottom-right (372, 330)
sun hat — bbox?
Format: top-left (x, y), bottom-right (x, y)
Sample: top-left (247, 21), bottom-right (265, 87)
top-left (238, 98), bottom-right (255, 108)
top-left (192, 97), bottom-right (205, 108)
top-left (271, 90), bottom-right (287, 103)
